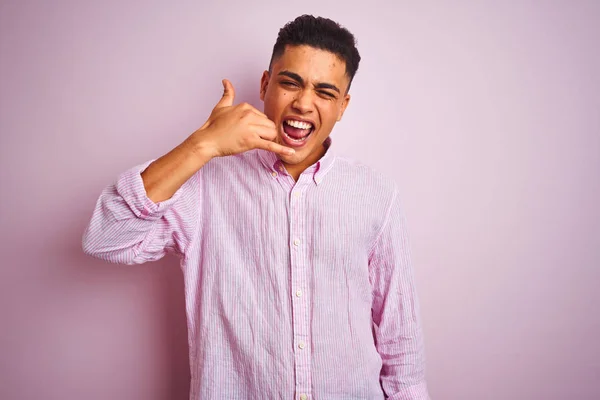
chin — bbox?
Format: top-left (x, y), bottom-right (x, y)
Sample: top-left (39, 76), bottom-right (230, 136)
top-left (278, 151), bottom-right (303, 165)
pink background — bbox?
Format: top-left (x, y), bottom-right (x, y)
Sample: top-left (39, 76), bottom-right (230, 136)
top-left (1, 1), bottom-right (599, 399)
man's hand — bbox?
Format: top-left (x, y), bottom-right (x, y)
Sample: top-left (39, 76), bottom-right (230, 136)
top-left (189, 79), bottom-right (295, 158)
top-left (142, 79), bottom-right (292, 203)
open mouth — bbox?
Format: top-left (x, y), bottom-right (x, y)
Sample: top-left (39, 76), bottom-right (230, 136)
top-left (281, 119), bottom-right (314, 147)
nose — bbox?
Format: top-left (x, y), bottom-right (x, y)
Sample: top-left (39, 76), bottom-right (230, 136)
top-left (291, 89), bottom-right (314, 114)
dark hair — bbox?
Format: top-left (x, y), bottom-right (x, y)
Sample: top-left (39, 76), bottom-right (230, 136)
top-left (269, 15), bottom-right (361, 91)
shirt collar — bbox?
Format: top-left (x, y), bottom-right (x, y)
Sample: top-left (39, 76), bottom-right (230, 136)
top-left (257, 137), bottom-right (336, 185)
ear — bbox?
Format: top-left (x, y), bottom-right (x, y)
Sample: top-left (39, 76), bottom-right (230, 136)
top-left (260, 70), bottom-right (270, 101)
top-left (337, 93), bottom-right (351, 121)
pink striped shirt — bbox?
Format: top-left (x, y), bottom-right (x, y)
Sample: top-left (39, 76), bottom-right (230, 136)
top-left (82, 139), bottom-right (430, 400)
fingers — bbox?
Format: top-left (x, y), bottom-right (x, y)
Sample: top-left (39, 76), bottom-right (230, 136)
top-left (249, 122), bottom-right (278, 141)
top-left (248, 116), bottom-right (276, 130)
top-left (243, 107), bottom-right (277, 135)
top-left (239, 103), bottom-right (269, 119)
top-left (214, 79), bottom-right (236, 109)
top-left (253, 138), bottom-right (295, 156)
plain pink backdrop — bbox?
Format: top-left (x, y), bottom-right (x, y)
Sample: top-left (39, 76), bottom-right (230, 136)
top-left (1, 1), bottom-right (599, 399)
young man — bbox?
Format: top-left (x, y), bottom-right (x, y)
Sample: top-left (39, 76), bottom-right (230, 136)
top-left (83, 15), bottom-right (430, 400)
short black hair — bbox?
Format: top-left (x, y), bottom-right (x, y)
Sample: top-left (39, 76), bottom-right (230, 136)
top-left (269, 15), bottom-right (361, 92)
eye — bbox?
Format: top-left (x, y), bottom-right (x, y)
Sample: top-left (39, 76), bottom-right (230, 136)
top-left (318, 91), bottom-right (336, 99)
top-left (281, 81), bottom-right (298, 87)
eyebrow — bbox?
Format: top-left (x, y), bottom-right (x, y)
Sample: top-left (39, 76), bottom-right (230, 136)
top-left (277, 70), bottom-right (341, 94)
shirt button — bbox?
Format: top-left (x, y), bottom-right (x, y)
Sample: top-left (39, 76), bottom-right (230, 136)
top-left (298, 341), bottom-right (305, 349)
top-left (294, 191), bottom-right (301, 198)
top-left (271, 171), bottom-right (277, 177)
top-left (295, 290), bottom-right (303, 297)
top-left (293, 238), bottom-right (300, 246)
top-left (300, 395), bottom-right (308, 400)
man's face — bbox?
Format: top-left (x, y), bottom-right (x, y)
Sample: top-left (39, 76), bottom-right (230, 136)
top-left (260, 45), bottom-right (351, 168)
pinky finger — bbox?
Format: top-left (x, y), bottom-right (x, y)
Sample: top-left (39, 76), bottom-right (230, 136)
top-left (255, 139), bottom-right (295, 156)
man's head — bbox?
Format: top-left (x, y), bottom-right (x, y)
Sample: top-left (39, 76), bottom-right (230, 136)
top-left (260, 15), bottom-right (361, 174)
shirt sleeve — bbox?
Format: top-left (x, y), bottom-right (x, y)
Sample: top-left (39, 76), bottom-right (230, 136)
top-left (82, 160), bottom-right (201, 264)
top-left (368, 188), bottom-right (431, 400)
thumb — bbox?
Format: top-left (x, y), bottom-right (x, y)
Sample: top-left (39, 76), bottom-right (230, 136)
top-left (215, 79), bottom-right (235, 109)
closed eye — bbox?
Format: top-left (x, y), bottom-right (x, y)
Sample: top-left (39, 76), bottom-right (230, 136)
top-left (318, 91), bottom-right (336, 98)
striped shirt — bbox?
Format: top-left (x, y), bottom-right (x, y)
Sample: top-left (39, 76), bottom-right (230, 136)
top-left (82, 139), bottom-right (430, 400)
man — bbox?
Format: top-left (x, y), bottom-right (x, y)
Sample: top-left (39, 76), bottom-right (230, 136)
top-left (83, 15), bottom-right (430, 400)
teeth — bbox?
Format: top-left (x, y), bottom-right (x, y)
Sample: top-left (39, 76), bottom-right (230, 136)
top-left (285, 119), bottom-right (313, 130)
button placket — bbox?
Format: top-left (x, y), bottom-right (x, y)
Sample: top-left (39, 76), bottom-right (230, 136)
top-left (289, 180), bottom-right (311, 398)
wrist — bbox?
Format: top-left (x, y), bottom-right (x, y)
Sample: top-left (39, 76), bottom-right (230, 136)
top-left (185, 130), bottom-right (219, 161)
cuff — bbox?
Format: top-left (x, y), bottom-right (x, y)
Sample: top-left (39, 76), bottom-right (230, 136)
top-left (115, 160), bottom-right (183, 221)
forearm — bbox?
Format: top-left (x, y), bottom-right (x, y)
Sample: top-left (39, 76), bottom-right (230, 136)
top-left (377, 327), bottom-right (429, 400)
top-left (384, 382), bottom-right (430, 400)
top-left (141, 136), bottom-right (213, 203)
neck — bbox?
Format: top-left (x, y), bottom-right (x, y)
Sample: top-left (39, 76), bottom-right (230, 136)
top-left (283, 143), bottom-right (326, 181)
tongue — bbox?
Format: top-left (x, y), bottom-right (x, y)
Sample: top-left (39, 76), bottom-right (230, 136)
top-left (284, 124), bottom-right (311, 139)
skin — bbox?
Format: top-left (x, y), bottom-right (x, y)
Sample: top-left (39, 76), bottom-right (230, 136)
top-left (260, 45), bottom-right (351, 180)
top-left (141, 44), bottom-right (351, 202)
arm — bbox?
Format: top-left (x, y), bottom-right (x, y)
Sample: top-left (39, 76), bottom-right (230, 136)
top-left (81, 156), bottom-right (203, 264)
top-left (82, 79), bottom-right (294, 264)
top-left (369, 189), bottom-right (431, 400)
